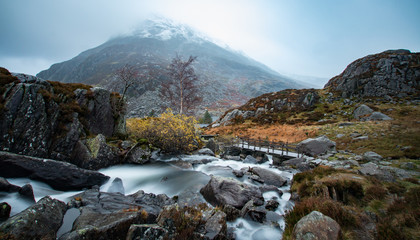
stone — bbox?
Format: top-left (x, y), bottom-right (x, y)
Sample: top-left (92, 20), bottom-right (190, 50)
top-left (18, 184), bottom-right (35, 202)
top-left (0, 151), bottom-right (109, 191)
top-left (80, 134), bottom-right (121, 170)
top-left (232, 169), bottom-right (244, 178)
top-left (336, 134), bottom-right (345, 138)
top-left (250, 167), bottom-right (287, 187)
top-left (240, 200), bottom-right (267, 223)
top-left (222, 146), bottom-right (242, 157)
top-left (366, 112), bottom-right (393, 121)
top-left (249, 175), bottom-right (265, 183)
top-left (259, 185), bottom-right (283, 196)
top-left (197, 148), bottom-right (215, 156)
top-left (200, 176), bottom-right (264, 209)
top-left (338, 122), bottom-right (354, 127)
top-left (222, 204), bottom-right (241, 221)
top-left (204, 210), bottom-right (227, 239)
top-left (0, 202), bottom-right (11, 220)
top-left (243, 155), bottom-right (258, 164)
top-left (281, 157), bottom-right (306, 167)
top-left (363, 151), bottom-right (383, 162)
top-left (125, 144), bottom-right (152, 165)
top-left (353, 136), bottom-right (369, 141)
top-left (297, 135), bottom-right (336, 157)
top-left (126, 224), bottom-right (167, 240)
top-left (292, 211), bottom-right (341, 240)
top-left (0, 196), bottom-right (67, 240)
top-left (265, 199), bottom-right (280, 211)
top-left (0, 177), bottom-right (20, 192)
top-left (205, 138), bottom-right (219, 154)
top-left (107, 177), bottom-right (125, 194)
top-left (354, 104), bottom-right (374, 120)
top-left (359, 162), bottom-right (395, 182)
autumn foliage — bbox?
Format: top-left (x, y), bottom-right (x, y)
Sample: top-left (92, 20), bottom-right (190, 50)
top-left (127, 110), bottom-right (201, 153)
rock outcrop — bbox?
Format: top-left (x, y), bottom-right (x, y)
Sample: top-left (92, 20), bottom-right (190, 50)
top-left (0, 68), bottom-right (126, 164)
top-left (0, 196), bottom-right (67, 240)
top-left (325, 49), bottom-right (420, 99)
top-left (0, 151), bottom-right (109, 191)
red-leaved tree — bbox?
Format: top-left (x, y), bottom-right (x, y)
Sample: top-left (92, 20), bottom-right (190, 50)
top-left (159, 54), bottom-right (202, 115)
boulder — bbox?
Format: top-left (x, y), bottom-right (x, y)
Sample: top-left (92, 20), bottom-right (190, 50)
top-left (363, 151), bottom-right (383, 162)
top-left (281, 157), bottom-right (306, 167)
top-left (126, 224), bottom-right (167, 240)
top-left (197, 148), bottom-right (215, 156)
top-left (18, 183), bottom-right (35, 202)
top-left (205, 138), bottom-right (219, 154)
top-left (0, 177), bottom-right (20, 192)
top-left (200, 176), bottom-right (264, 209)
top-left (204, 210), bottom-right (227, 239)
top-left (232, 169), bottom-right (244, 178)
top-left (297, 135), bottom-right (336, 157)
top-left (107, 177), bottom-right (125, 194)
top-left (292, 211), bottom-right (341, 240)
top-left (222, 146), bottom-right (242, 157)
top-left (265, 199), bottom-right (280, 211)
top-left (259, 185), bottom-right (283, 196)
top-left (366, 112), bottom-right (393, 121)
top-left (241, 200), bottom-right (267, 223)
top-left (243, 155), bottom-right (258, 164)
top-left (0, 196), bottom-right (67, 240)
top-left (250, 167), bottom-right (287, 187)
top-left (354, 104), bottom-right (374, 120)
top-left (0, 202), bottom-right (11, 220)
top-left (61, 189), bottom-right (175, 240)
top-left (359, 162), bottom-right (395, 182)
top-left (125, 144), bottom-right (152, 165)
top-left (0, 151), bottom-right (109, 191)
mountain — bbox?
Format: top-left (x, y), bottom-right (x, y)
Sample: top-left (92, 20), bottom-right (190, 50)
top-left (37, 18), bottom-right (305, 117)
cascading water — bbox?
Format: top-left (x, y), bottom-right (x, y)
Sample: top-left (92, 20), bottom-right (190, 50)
top-left (0, 154), bottom-right (296, 240)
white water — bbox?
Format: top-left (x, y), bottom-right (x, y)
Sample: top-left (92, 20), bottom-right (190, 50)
top-left (1, 154), bottom-right (296, 240)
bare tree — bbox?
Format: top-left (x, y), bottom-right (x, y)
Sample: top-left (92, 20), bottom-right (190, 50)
top-left (113, 64), bottom-right (140, 105)
top-left (159, 54), bottom-right (202, 115)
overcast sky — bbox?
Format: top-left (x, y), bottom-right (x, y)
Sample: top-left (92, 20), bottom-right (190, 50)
top-left (1, 0), bottom-right (419, 82)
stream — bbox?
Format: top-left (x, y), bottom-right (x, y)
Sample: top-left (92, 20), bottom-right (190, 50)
top-left (1, 154), bottom-right (296, 240)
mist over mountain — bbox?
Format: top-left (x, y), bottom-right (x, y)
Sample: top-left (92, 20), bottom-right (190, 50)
top-left (37, 18), bottom-right (305, 117)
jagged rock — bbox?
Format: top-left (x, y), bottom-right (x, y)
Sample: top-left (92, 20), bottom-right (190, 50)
top-left (240, 200), bottom-right (267, 223)
top-left (0, 71), bottom-right (125, 163)
top-left (325, 50), bottom-right (420, 99)
top-left (61, 189), bottom-right (174, 240)
top-left (363, 151), bottom-right (383, 162)
top-left (0, 177), bottom-right (20, 192)
top-left (125, 144), bottom-right (152, 165)
top-left (107, 177), bottom-right (125, 194)
top-left (222, 204), bottom-right (241, 221)
top-left (265, 199), bottom-right (280, 211)
top-left (232, 169), bottom-right (244, 178)
top-left (0, 196), bottom-right (67, 240)
top-left (200, 176), bottom-right (264, 209)
top-left (126, 224), bottom-right (167, 240)
top-left (243, 155), bottom-right (258, 164)
top-left (0, 151), bottom-right (109, 191)
top-left (18, 184), bottom-right (35, 202)
top-left (292, 211), bottom-right (341, 240)
top-left (0, 202), bottom-right (11, 220)
top-left (250, 167), bottom-right (287, 187)
top-left (204, 210), bottom-right (227, 239)
top-left (297, 135), bottom-right (336, 157)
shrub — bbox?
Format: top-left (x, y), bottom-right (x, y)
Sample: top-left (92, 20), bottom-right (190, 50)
top-left (127, 110), bottom-right (202, 153)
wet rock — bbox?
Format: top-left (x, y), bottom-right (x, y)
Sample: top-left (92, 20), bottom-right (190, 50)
top-left (259, 185), bottom-right (283, 196)
top-left (292, 211), bottom-right (341, 240)
top-left (363, 151), bottom-right (383, 162)
top-left (224, 155), bottom-right (241, 161)
top-left (0, 202), bottom-right (11, 220)
top-left (243, 155), bottom-right (258, 164)
top-left (204, 210), bottom-right (227, 239)
top-left (265, 199), bottom-right (280, 211)
top-left (0, 196), bottom-right (67, 240)
top-left (249, 175), bottom-right (265, 183)
top-left (0, 151), bottom-right (109, 191)
top-left (125, 144), bottom-right (152, 165)
top-left (62, 189), bottom-right (174, 240)
top-left (126, 224), bottom-right (167, 240)
top-left (107, 177), bottom-right (125, 194)
top-left (250, 167), bottom-right (287, 187)
top-left (232, 169), bottom-right (244, 178)
top-left (241, 200), bottom-right (267, 223)
top-left (76, 134), bottom-right (120, 170)
top-left (200, 176), bottom-right (264, 209)
top-left (297, 135), bottom-right (336, 157)
top-left (18, 184), bottom-right (35, 202)
top-left (197, 148), bottom-right (215, 156)
top-left (222, 204), bottom-right (241, 221)
top-left (0, 177), bottom-right (20, 192)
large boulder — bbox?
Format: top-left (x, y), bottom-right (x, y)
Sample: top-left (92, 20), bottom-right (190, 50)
top-left (297, 135), bottom-right (336, 157)
top-left (325, 49), bottom-right (420, 99)
top-left (366, 112), bottom-right (392, 121)
top-left (292, 211), bottom-right (341, 240)
top-left (359, 162), bottom-right (395, 182)
top-left (0, 196), bottom-right (67, 240)
top-left (61, 189), bottom-right (175, 240)
top-left (200, 176), bottom-right (264, 209)
top-left (0, 202), bottom-right (11, 220)
top-left (354, 104), bottom-right (374, 120)
top-left (0, 151), bottom-right (109, 191)
top-left (249, 167), bottom-right (287, 187)
top-left (362, 151), bottom-right (383, 162)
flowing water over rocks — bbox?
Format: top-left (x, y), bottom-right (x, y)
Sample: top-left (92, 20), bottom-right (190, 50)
top-left (0, 154), bottom-right (296, 239)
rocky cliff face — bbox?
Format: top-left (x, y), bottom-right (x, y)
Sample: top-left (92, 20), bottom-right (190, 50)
top-left (0, 67), bottom-right (125, 163)
top-left (325, 49), bottom-right (420, 99)
top-left (213, 88), bottom-right (319, 126)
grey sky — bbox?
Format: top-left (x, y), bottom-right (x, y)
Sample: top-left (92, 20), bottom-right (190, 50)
top-left (1, 0), bottom-right (419, 81)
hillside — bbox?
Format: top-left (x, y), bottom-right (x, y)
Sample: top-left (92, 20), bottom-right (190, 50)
top-left (37, 18), bottom-right (304, 117)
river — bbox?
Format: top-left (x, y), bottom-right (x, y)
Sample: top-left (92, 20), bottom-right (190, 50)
top-left (1, 154), bottom-right (296, 240)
